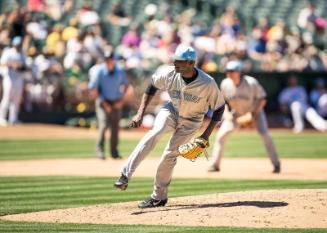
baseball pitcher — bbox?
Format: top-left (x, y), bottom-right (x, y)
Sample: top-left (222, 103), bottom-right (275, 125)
top-left (209, 61), bottom-right (281, 173)
top-left (114, 44), bottom-right (225, 208)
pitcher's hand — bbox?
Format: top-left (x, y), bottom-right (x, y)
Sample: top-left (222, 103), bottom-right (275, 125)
top-left (130, 113), bottom-right (143, 128)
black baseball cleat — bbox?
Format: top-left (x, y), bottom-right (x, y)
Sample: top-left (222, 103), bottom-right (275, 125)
top-left (207, 165), bottom-right (220, 172)
top-left (273, 164), bottom-right (281, 174)
top-left (114, 174), bottom-right (128, 190)
top-left (138, 197), bottom-right (168, 209)
top-left (111, 155), bottom-right (123, 160)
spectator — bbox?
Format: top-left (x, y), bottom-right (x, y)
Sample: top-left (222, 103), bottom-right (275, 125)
top-left (77, 4), bottom-right (100, 27)
top-left (219, 6), bottom-right (241, 38)
top-left (88, 51), bottom-right (130, 160)
top-left (121, 24), bottom-right (141, 48)
top-left (25, 15), bottom-right (48, 41)
top-left (27, 0), bottom-right (45, 13)
top-left (247, 28), bottom-right (267, 60)
top-left (313, 17), bottom-right (327, 52)
top-left (66, 60), bottom-right (88, 102)
top-left (215, 6), bottom-right (241, 55)
top-left (267, 19), bottom-right (286, 42)
top-left (0, 26), bottom-right (11, 49)
top-left (107, 3), bottom-right (131, 27)
top-left (44, 0), bottom-right (74, 21)
top-left (7, 8), bottom-right (27, 39)
top-left (62, 18), bottom-right (79, 42)
top-left (83, 29), bottom-right (101, 59)
top-left (64, 32), bottom-right (85, 70)
top-left (253, 17), bottom-right (270, 42)
top-left (278, 75), bottom-right (327, 133)
top-left (46, 24), bottom-right (65, 58)
top-left (297, 3), bottom-right (319, 30)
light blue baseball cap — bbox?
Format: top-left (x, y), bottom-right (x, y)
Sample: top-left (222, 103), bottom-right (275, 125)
top-left (226, 60), bottom-right (242, 72)
top-left (12, 36), bottom-right (22, 46)
top-left (173, 44), bottom-right (197, 61)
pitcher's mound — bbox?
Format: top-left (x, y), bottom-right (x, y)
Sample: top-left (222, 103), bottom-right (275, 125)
top-left (2, 189), bottom-right (327, 228)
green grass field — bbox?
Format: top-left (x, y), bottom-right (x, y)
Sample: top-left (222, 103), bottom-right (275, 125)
top-left (0, 176), bottom-right (327, 232)
top-left (0, 221), bottom-right (326, 233)
top-left (0, 130), bottom-right (326, 232)
top-left (0, 131), bottom-right (327, 160)
top-left (2, 176), bottom-right (327, 216)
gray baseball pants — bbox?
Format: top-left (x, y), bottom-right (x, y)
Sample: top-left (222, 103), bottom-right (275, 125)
top-left (96, 99), bottom-right (121, 156)
top-left (210, 111), bottom-right (280, 168)
top-left (121, 103), bottom-right (202, 200)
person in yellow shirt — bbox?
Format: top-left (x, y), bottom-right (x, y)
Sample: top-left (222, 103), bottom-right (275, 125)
top-left (62, 18), bottom-right (79, 42)
top-left (46, 24), bottom-right (65, 57)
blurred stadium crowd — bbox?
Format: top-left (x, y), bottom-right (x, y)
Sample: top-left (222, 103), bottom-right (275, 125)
top-left (0, 0), bottom-right (326, 126)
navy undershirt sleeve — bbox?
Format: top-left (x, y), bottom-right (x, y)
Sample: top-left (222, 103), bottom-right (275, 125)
top-left (145, 83), bottom-right (158, 96)
top-left (212, 104), bottom-right (225, 121)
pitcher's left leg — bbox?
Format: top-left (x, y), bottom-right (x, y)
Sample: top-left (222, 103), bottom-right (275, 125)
top-left (151, 123), bottom-right (200, 201)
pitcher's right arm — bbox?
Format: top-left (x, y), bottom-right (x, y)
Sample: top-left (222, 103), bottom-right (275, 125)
top-left (130, 84), bottom-right (158, 128)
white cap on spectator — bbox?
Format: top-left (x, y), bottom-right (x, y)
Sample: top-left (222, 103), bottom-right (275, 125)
top-left (144, 3), bottom-right (157, 16)
top-left (226, 60), bottom-right (242, 72)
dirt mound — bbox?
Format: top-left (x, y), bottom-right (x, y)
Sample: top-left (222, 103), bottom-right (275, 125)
top-left (2, 189), bottom-right (327, 228)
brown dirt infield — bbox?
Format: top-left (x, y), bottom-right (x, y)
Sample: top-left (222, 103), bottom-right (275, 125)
top-left (0, 123), bottom-right (146, 139)
top-left (2, 189), bottom-right (327, 228)
top-left (1, 157), bottom-right (327, 181)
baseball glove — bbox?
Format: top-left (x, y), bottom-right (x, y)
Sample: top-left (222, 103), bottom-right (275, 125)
top-left (177, 137), bottom-right (209, 162)
top-left (236, 112), bottom-right (254, 128)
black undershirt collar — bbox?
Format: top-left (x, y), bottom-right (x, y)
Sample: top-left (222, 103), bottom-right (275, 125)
top-left (182, 68), bottom-right (198, 84)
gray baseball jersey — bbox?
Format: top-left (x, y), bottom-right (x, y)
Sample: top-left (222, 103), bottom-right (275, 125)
top-left (221, 75), bottom-right (266, 116)
top-left (152, 65), bottom-right (225, 121)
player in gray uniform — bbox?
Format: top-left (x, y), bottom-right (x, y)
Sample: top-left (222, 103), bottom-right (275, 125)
top-left (0, 36), bottom-right (26, 126)
top-left (279, 75), bottom-right (327, 133)
top-left (209, 61), bottom-right (281, 173)
top-left (114, 44), bottom-right (225, 208)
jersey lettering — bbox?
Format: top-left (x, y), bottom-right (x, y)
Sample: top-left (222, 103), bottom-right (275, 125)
top-left (170, 90), bottom-right (202, 103)
top-left (183, 92), bottom-right (202, 103)
top-left (226, 95), bottom-right (250, 101)
top-left (170, 90), bottom-right (181, 99)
